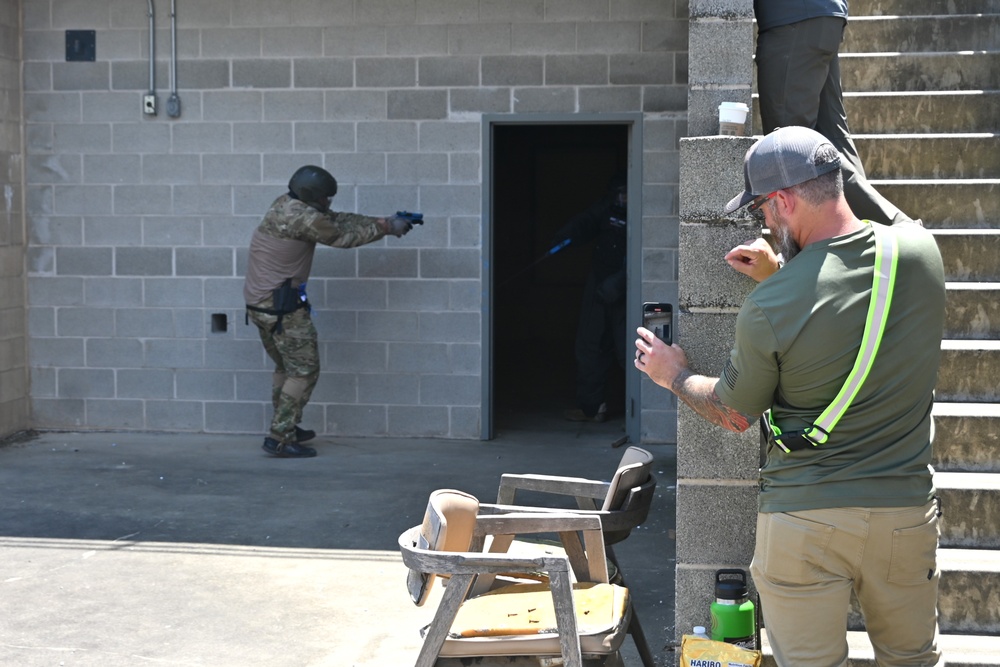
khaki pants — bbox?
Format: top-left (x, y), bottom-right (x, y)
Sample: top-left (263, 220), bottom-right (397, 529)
top-left (751, 501), bottom-right (942, 667)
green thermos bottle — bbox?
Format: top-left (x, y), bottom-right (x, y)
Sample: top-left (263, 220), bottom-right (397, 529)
top-left (710, 568), bottom-right (756, 650)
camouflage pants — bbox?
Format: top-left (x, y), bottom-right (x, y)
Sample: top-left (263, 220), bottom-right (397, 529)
top-left (247, 303), bottom-right (320, 444)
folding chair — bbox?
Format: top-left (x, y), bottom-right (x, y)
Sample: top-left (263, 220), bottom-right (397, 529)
top-left (488, 446), bottom-right (658, 667)
top-left (398, 489), bottom-right (633, 667)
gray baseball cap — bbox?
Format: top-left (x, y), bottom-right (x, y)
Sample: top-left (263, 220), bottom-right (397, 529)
top-left (724, 126), bottom-right (842, 213)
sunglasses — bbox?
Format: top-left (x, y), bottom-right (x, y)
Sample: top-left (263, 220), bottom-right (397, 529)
top-left (747, 192), bottom-right (777, 222)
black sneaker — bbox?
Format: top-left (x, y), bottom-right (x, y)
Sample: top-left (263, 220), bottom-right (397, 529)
top-left (262, 437), bottom-right (317, 458)
top-left (295, 426), bottom-right (316, 443)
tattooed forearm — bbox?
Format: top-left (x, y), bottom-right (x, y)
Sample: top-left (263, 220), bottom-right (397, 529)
top-left (672, 369), bottom-right (755, 432)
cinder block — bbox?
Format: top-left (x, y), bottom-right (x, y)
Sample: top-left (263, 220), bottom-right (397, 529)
top-left (448, 24), bottom-right (513, 55)
top-left (203, 216), bottom-right (258, 247)
top-left (512, 86), bottom-right (575, 113)
top-left (420, 185), bottom-right (481, 217)
top-left (53, 62), bottom-right (109, 90)
top-left (326, 341), bottom-right (387, 373)
top-left (688, 18), bottom-right (754, 87)
top-left (420, 373), bottom-right (479, 406)
top-left (203, 278), bottom-right (244, 308)
top-left (678, 224), bottom-right (758, 309)
top-left (386, 152), bottom-right (447, 185)
top-left (450, 88), bottom-right (511, 114)
top-left (141, 155), bottom-right (202, 185)
top-left (678, 405), bottom-right (761, 480)
top-left (578, 22), bottom-right (642, 53)
top-left (82, 92), bottom-right (140, 122)
top-left (675, 480), bottom-right (758, 563)
top-left (690, 0), bottom-right (755, 20)
top-left (355, 184), bottom-right (419, 215)
top-left (482, 56), bottom-right (543, 86)
top-left (579, 86), bottom-right (642, 113)
top-left (109, 60), bottom-right (166, 91)
top-left (449, 280), bottom-right (482, 311)
top-left (24, 92), bottom-right (83, 123)
top-left (200, 28), bottom-right (263, 58)
top-left (387, 405), bottom-right (449, 436)
top-left (449, 154), bottom-right (480, 185)
top-left (263, 90), bottom-right (324, 121)
top-left (27, 155), bottom-right (81, 185)
top-left (146, 400), bottom-right (204, 431)
top-left (174, 309), bottom-right (207, 339)
top-left (53, 123), bottom-right (111, 153)
top-left (56, 307), bottom-right (114, 337)
top-left (86, 337), bottom-right (143, 368)
top-left (59, 368), bottom-right (114, 398)
top-left (203, 339), bottom-right (268, 371)
top-left (112, 123), bottom-right (171, 154)
top-left (326, 404), bottom-right (387, 436)
top-left (294, 122), bottom-right (355, 152)
top-left (356, 58), bottom-right (416, 88)
top-left (388, 89), bottom-right (448, 120)
top-left (55, 247), bottom-right (113, 276)
top-left (144, 278), bottom-right (204, 307)
top-left (113, 185), bottom-right (172, 216)
top-left (324, 90), bottom-right (387, 120)
top-left (53, 185), bottom-right (113, 215)
top-left (174, 60), bottom-right (230, 90)
top-left (356, 248), bottom-right (418, 279)
top-left (638, 405), bottom-right (678, 444)
top-left (262, 27), bottom-right (324, 56)
top-left (308, 372), bottom-right (358, 403)
top-left (29, 308), bottom-right (55, 337)
top-left (318, 25), bottom-right (384, 56)
top-left (173, 185), bottom-right (233, 216)
top-left (115, 247), bottom-right (172, 276)
top-left (31, 367), bottom-right (56, 397)
top-left (450, 406), bottom-right (481, 439)
top-left (173, 123), bottom-right (234, 153)
top-left (688, 87), bottom-right (754, 138)
top-left (358, 121), bottom-right (419, 152)
top-left (31, 398), bottom-right (85, 427)
top-left (610, 53), bottom-right (676, 85)
top-left (83, 155), bottom-right (142, 185)
top-left (293, 58), bottom-right (353, 88)
top-left (358, 373), bottom-right (419, 404)
top-left (325, 153), bottom-right (385, 184)
top-left (385, 24), bottom-right (449, 56)
top-left (387, 280), bottom-right (449, 310)
top-left (418, 56), bottom-right (479, 87)
top-left (419, 248), bottom-right (480, 279)
top-left (679, 135), bottom-right (756, 221)
top-left (204, 401), bottom-right (265, 434)
top-left (387, 342), bottom-right (450, 373)
top-left (115, 308), bottom-right (175, 338)
top-left (175, 247), bottom-right (233, 277)
top-left (546, 55), bottom-right (609, 85)
top-left (675, 311), bottom-right (737, 375)
top-left (176, 370), bottom-right (235, 400)
top-left (419, 121), bottom-right (480, 151)
top-left (202, 155), bottom-right (262, 185)
top-left (418, 311), bottom-right (480, 343)
top-left (512, 23), bottom-right (576, 54)
top-left (448, 343), bottom-right (481, 375)
top-left (645, 84), bottom-right (688, 112)
top-left (230, 122), bottom-right (290, 154)
top-left (203, 91), bottom-right (264, 122)
top-left (117, 369), bottom-right (174, 399)
top-left (144, 339), bottom-right (205, 369)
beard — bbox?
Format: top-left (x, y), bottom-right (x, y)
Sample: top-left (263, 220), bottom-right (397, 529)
top-left (770, 206), bottom-right (801, 262)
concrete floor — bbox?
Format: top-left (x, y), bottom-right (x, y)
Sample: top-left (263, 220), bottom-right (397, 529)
top-left (0, 419), bottom-right (677, 667)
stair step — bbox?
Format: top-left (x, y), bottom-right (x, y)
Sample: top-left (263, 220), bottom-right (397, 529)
top-left (855, 134), bottom-right (1000, 180)
top-left (852, 0), bottom-right (1000, 16)
top-left (843, 91), bottom-right (1000, 134)
top-left (841, 52), bottom-right (1000, 92)
top-left (934, 402), bottom-right (1000, 472)
top-left (938, 547), bottom-right (1000, 634)
top-left (932, 229), bottom-right (1000, 281)
top-left (872, 180), bottom-right (999, 228)
top-left (937, 340), bottom-right (1000, 402)
top-left (944, 283), bottom-right (1000, 340)
top-left (762, 629), bottom-right (1000, 667)
top-left (937, 472), bottom-right (1000, 548)
top-left (844, 15), bottom-right (1000, 53)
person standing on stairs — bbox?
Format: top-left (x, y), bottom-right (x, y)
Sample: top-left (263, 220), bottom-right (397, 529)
top-left (754, 0), bottom-right (916, 225)
top-left (636, 127), bottom-right (945, 666)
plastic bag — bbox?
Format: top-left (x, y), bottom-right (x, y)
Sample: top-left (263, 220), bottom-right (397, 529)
top-left (680, 634), bottom-right (762, 667)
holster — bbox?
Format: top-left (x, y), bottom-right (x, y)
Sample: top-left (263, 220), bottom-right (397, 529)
top-left (246, 279), bottom-right (308, 334)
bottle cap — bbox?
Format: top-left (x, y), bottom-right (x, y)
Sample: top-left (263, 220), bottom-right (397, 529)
top-left (694, 626), bottom-right (706, 634)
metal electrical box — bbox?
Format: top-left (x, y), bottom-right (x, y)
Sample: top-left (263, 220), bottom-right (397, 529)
top-left (65, 30), bottom-right (96, 62)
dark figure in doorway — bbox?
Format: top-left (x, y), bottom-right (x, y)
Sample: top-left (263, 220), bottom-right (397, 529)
top-left (556, 173), bottom-right (627, 423)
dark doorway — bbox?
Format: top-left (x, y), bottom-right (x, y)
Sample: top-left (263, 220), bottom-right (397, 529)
top-left (491, 124), bottom-right (629, 435)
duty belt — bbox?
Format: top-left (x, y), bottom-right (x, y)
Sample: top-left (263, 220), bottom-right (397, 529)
top-left (765, 223), bottom-right (899, 453)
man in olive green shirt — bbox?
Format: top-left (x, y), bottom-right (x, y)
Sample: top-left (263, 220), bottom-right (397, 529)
top-left (635, 127), bottom-right (945, 666)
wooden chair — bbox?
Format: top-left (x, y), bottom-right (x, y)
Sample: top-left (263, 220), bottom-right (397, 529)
top-left (398, 489), bottom-right (633, 667)
top-left (487, 446), bottom-right (658, 667)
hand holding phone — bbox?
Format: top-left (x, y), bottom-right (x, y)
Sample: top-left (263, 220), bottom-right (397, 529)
top-left (642, 302), bottom-right (672, 346)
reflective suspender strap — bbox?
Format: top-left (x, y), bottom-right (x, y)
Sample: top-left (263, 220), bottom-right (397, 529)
top-left (805, 223), bottom-right (899, 445)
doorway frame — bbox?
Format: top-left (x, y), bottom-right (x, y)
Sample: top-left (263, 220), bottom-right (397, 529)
top-left (480, 113), bottom-right (644, 443)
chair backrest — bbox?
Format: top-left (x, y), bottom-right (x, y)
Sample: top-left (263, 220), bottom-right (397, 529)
top-left (406, 489), bottom-right (479, 606)
top-left (601, 446), bottom-right (654, 512)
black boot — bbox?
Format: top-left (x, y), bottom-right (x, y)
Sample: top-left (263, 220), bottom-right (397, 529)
top-left (262, 437), bottom-right (316, 458)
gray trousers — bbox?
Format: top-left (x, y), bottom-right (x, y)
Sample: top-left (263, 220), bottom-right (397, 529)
top-left (756, 16), bottom-right (912, 225)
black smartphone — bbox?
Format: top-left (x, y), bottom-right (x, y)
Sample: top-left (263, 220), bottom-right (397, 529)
top-left (642, 302), bottom-right (673, 346)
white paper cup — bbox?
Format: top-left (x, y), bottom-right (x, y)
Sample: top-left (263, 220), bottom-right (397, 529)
top-left (718, 102), bottom-right (749, 136)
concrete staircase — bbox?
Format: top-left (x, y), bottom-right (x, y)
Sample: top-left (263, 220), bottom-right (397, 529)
top-left (758, 0), bottom-right (1000, 663)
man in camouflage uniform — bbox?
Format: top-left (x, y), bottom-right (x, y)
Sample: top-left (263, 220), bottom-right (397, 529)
top-left (244, 165), bottom-right (415, 458)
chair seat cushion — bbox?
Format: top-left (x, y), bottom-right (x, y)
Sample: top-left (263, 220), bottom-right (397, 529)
top-left (438, 582), bottom-right (631, 657)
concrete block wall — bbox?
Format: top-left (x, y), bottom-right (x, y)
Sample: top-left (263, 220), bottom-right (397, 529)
top-left (0, 0), bottom-right (29, 438)
top-left (674, 0), bottom-right (759, 648)
top-left (22, 0), bottom-right (688, 439)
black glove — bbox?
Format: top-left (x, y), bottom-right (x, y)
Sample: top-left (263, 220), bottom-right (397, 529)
top-left (386, 215), bottom-right (413, 238)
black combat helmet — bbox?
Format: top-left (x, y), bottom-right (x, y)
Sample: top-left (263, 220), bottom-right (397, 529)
top-left (288, 165), bottom-right (338, 212)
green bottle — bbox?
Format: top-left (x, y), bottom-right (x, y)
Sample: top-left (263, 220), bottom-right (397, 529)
top-left (710, 568), bottom-right (756, 650)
